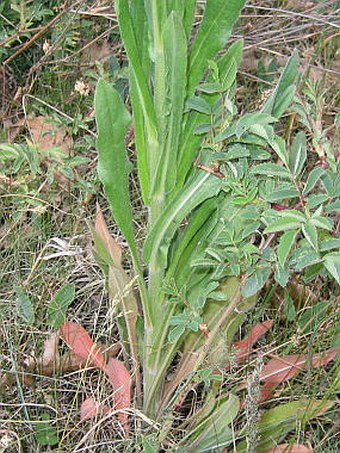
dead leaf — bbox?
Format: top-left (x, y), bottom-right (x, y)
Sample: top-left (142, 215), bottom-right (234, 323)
top-left (233, 320), bottom-right (273, 363)
top-left (42, 331), bottom-right (60, 367)
top-left (60, 322), bottom-right (105, 369)
top-left (95, 204), bottom-right (122, 265)
top-left (80, 397), bottom-right (110, 421)
top-left (26, 114), bottom-right (73, 153)
top-left (103, 357), bottom-right (131, 433)
top-left (265, 444), bottom-right (313, 453)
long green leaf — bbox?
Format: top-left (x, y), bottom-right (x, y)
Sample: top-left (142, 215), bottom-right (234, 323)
top-left (116, 0), bottom-right (159, 180)
top-left (261, 51), bottom-right (299, 118)
top-left (289, 131), bottom-right (307, 178)
top-left (188, 0), bottom-right (245, 96)
top-left (152, 11), bottom-right (187, 197)
top-left (144, 172), bottom-right (223, 269)
top-left (95, 80), bottom-right (136, 257)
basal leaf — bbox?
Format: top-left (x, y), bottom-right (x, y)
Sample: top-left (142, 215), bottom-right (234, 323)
top-left (47, 284), bottom-right (76, 329)
top-left (278, 230), bottom-right (298, 267)
top-left (95, 80), bottom-right (137, 260)
top-left (143, 173), bottom-right (222, 268)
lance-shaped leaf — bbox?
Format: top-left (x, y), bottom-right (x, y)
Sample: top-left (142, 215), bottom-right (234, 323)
top-left (261, 51), bottom-right (299, 118)
top-left (95, 80), bottom-right (137, 260)
top-left (144, 172), bottom-right (223, 269)
top-left (188, 0), bottom-right (246, 96)
top-left (153, 11), bottom-right (187, 196)
top-left (232, 320), bottom-right (273, 363)
top-left (289, 132), bottom-right (307, 178)
top-left (278, 230), bottom-right (298, 267)
top-left (265, 444), bottom-right (313, 453)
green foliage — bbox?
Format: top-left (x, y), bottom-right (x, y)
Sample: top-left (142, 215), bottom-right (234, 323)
top-left (47, 283), bottom-right (76, 329)
top-left (92, 0), bottom-right (339, 449)
top-left (15, 285), bottom-right (35, 325)
top-left (33, 413), bottom-right (59, 446)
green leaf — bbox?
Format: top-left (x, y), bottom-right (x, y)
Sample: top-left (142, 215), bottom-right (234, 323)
top-left (143, 173), bottom-right (223, 269)
top-left (278, 230), bottom-right (298, 267)
top-left (324, 252), bottom-right (340, 284)
top-left (306, 194), bottom-right (329, 209)
top-left (252, 163), bottom-right (292, 179)
top-left (302, 222), bottom-right (318, 251)
top-left (274, 264), bottom-right (290, 287)
top-left (261, 51), bottom-right (299, 118)
top-left (16, 286), bottom-right (35, 325)
top-left (185, 97), bottom-right (212, 115)
top-left (188, 0), bottom-right (246, 96)
top-left (284, 290), bottom-right (297, 321)
top-left (303, 167), bottom-right (325, 195)
top-left (310, 215), bottom-right (333, 230)
top-left (275, 209), bottom-right (306, 222)
top-left (289, 131), bottom-right (307, 178)
top-left (34, 413), bottom-right (59, 446)
top-left (155, 11), bottom-right (187, 195)
top-left (197, 82), bottom-right (223, 93)
top-left (185, 394), bottom-right (240, 452)
top-left (235, 113), bottom-right (277, 138)
top-left (95, 80), bottom-right (137, 260)
top-left (270, 135), bottom-right (289, 166)
top-left (264, 217), bottom-right (302, 234)
top-left (320, 237), bottom-right (340, 252)
top-left (266, 188), bottom-right (300, 202)
top-left (250, 399), bottom-right (333, 452)
top-left (242, 268), bottom-right (271, 297)
top-left (47, 284), bottom-right (76, 329)
top-left (290, 247), bottom-right (321, 270)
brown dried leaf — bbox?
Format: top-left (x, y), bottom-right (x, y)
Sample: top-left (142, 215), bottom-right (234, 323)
top-left (266, 444), bottom-right (313, 453)
top-left (80, 397), bottom-right (110, 421)
top-left (95, 204), bottom-right (122, 265)
top-left (26, 114), bottom-right (73, 153)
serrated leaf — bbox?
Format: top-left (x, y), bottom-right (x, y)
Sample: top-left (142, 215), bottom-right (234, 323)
top-left (323, 252), bottom-right (340, 284)
top-left (252, 163), bottom-right (292, 179)
top-left (289, 131), bottom-right (307, 178)
top-left (302, 222), bottom-right (318, 251)
top-left (266, 188), bottom-right (300, 202)
top-left (306, 194), bottom-right (329, 209)
top-left (16, 286), bottom-right (35, 325)
top-left (47, 284), bottom-right (76, 329)
top-left (303, 167), bottom-right (325, 195)
top-left (264, 217), bottom-right (302, 234)
top-left (270, 136), bottom-right (289, 166)
top-left (278, 230), bottom-right (298, 267)
top-left (310, 215), bottom-right (334, 230)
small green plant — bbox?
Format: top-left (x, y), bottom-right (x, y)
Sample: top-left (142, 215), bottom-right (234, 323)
top-left (89, 0), bottom-right (339, 450)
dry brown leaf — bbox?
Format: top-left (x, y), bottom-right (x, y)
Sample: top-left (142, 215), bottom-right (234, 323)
top-left (26, 114), bottom-right (73, 153)
top-left (95, 204), bottom-right (122, 265)
top-left (42, 331), bottom-right (60, 367)
top-left (80, 397), bottom-right (110, 421)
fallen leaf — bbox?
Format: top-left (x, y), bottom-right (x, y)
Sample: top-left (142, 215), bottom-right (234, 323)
top-left (265, 444), bottom-right (313, 453)
top-left (80, 397), bottom-right (110, 421)
top-left (26, 114), bottom-right (73, 153)
top-left (42, 332), bottom-right (60, 367)
top-left (103, 357), bottom-right (131, 433)
top-left (233, 320), bottom-right (273, 362)
top-left (60, 322), bottom-right (105, 369)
